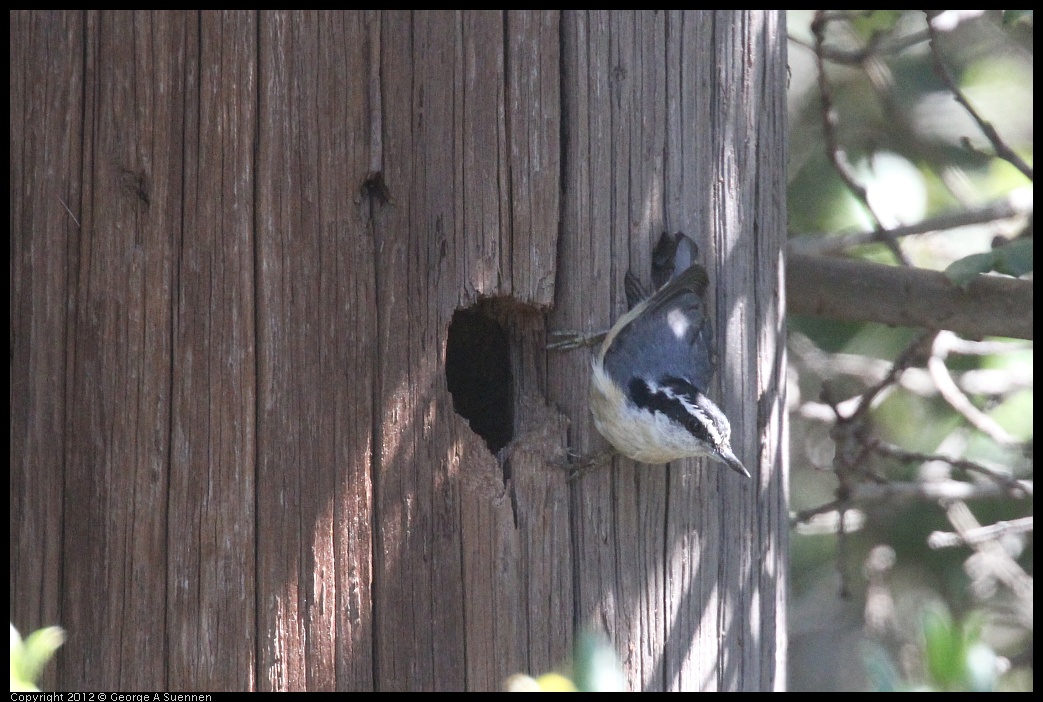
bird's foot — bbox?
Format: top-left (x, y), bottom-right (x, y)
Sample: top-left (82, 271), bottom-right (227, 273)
top-left (551, 448), bottom-right (616, 481)
top-left (546, 329), bottom-right (608, 351)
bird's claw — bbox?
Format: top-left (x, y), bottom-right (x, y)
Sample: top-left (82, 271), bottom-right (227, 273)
top-left (550, 449), bottom-right (615, 481)
top-left (546, 329), bottom-right (608, 351)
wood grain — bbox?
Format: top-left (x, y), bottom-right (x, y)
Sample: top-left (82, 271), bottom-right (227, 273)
top-left (10, 10), bottom-right (785, 691)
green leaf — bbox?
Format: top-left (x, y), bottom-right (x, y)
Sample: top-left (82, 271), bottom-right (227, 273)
top-left (920, 608), bottom-right (998, 691)
top-left (943, 238), bottom-right (1032, 288)
top-left (922, 607), bottom-right (964, 689)
top-left (10, 624), bottom-right (64, 692)
top-left (850, 10), bottom-right (903, 38)
top-left (944, 252), bottom-right (995, 288)
top-left (993, 238), bottom-right (1033, 277)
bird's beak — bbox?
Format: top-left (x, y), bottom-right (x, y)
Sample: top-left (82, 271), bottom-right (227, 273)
top-left (714, 446), bottom-right (751, 478)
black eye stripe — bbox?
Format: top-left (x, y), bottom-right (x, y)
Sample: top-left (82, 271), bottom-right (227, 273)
top-left (627, 377), bottom-right (716, 446)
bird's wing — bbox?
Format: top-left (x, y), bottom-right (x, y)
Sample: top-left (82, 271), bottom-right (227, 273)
top-left (601, 263), bottom-right (716, 392)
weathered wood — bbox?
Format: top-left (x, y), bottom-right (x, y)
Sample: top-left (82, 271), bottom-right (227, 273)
top-left (10, 9), bottom-right (85, 693)
top-left (369, 11), bottom-right (566, 690)
top-left (554, 12), bottom-right (672, 690)
top-left (168, 11), bottom-right (258, 690)
top-left (506, 10), bottom-right (561, 305)
top-left (59, 10), bottom-right (184, 690)
top-left (551, 10), bottom-right (787, 691)
top-left (370, 11), bottom-right (464, 690)
top-left (255, 10), bottom-right (375, 691)
top-left (10, 10), bottom-right (784, 692)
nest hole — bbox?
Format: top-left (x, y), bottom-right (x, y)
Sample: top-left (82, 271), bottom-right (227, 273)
top-left (445, 302), bottom-right (514, 454)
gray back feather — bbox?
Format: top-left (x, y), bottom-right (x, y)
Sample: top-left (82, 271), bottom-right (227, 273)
top-left (602, 263), bottom-right (716, 392)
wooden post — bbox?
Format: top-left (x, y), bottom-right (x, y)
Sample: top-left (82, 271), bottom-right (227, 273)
top-left (10, 10), bottom-right (786, 691)
top-left (551, 11), bottom-right (788, 691)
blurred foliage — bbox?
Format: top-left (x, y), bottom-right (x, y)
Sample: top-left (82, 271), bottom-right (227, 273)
top-left (10, 624), bottom-right (64, 692)
top-left (786, 9), bottom-right (1032, 692)
top-left (863, 607), bottom-right (999, 691)
top-left (945, 236), bottom-right (1034, 286)
top-left (920, 607), bottom-right (997, 691)
top-left (505, 631), bottom-right (624, 692)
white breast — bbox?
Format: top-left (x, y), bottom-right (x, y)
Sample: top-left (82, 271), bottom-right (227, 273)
top-left (588, 361), bottom-right (710, 464)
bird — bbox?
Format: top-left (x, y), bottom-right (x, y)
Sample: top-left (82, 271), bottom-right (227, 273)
top-left (551, 232), bottom-right (749, 478)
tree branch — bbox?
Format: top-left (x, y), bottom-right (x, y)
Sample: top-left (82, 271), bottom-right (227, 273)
top-left (940, 500), bottom-right (1033, 626)
top-left (792, 479), bottom-right (1033, 526)
top-left (927, 331), bottom-right (1020, 447)
top-left (788, 198), bottom-right (1028, 255)
top-left (787, 253), bottom-right (1033, 340)
top-left (925, 11), bottom-right (1033, 181)
top-left (865, 436), bottom-right (1028, 496)
top-left (810, 17), bottom-right (882, 225)
top-left (928, 516), bottom-right (1033, 549)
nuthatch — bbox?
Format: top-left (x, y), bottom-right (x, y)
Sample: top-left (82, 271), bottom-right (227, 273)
top-left (553, 232), bottom-right (749, 478)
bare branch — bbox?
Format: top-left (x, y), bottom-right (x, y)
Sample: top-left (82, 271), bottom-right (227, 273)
top-left (809, 12), bottom-right (901, 260)
top-left (788, 198), bottom-right (1029, 255)
top-left (865, 436), bottom-right (1028, 496)
top-left (925, 12), bottom-right (1034, 181)
top-left (792, 480), bottom-right (1033, 527)
top-left (790, 333), bottom-right (1033, 399)
top-left (928, 516), bottom-right (1033, 549)
top-left (851, 479), bottom-right (1030, 503)
top-left (789, 28), bottom-right (931, 65)
top-left (792, 499), bottom-right (848, 526)
top-left (941, 501), bottom-right (1033, 625)
top-left (929, 331), bottom-right (1021, 447)
top-left (942, 336), bottom-right (1033, 356)
top-left (792, 507), bottom-right (867, 534)
top-left (850, 331), bottom-right (934, 422)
